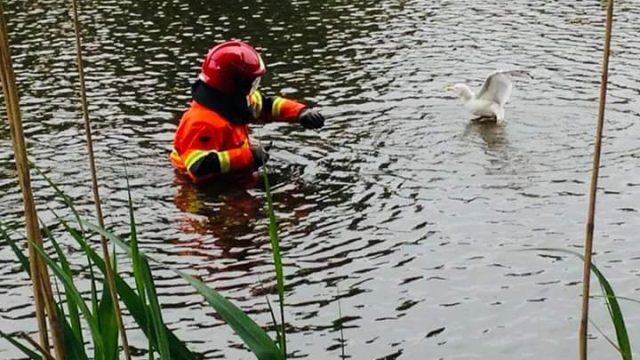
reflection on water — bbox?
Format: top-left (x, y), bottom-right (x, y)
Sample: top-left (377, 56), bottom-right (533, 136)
top-left (463, 120), bottom-right (508, 150)
top-left (2, 0), bottom-right (640, 359)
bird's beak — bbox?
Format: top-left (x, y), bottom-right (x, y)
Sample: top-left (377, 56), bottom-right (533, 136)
top-left (444, 85), bottom-right (452, 91)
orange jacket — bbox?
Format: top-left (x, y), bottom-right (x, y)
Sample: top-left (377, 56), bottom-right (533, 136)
top-left (170, 87), bottom-right (305, 183)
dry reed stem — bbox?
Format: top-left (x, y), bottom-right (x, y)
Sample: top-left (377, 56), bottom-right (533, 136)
top-left (70, 0), bottom-right (132, 357)
top-left (0, 2), bottom-right (65, 358)
top-left (580, 0), bottom-right (615, 359)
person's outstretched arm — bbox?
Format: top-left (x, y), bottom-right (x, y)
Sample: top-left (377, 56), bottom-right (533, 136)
top-left (249, 91), bottom-right (325, 129)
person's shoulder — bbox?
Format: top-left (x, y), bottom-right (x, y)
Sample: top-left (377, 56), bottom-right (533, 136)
top-left (187, 107), bottom-right (231, 132)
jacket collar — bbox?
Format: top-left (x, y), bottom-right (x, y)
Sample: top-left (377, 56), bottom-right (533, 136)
top-left (191, 80), bottom-right (253, 124)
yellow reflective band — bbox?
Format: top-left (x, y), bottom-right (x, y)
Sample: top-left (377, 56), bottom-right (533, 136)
top-left (272, 97), bottom-right (284, 118)
top-left (250, 91), bottom-right (262, 117)
top-left (170, 149), bottom-right (181, 161)
top-left (218, 151), bottom-right (231, 173)
top-left (184, 150), bottom-right (209, 170)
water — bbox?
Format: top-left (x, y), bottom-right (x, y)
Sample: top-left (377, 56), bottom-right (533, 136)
top-left (1, 0), bottom-right (640, 358)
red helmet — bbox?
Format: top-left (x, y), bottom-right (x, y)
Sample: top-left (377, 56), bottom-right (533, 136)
top-left (199, 40), bottom-right (266, 96)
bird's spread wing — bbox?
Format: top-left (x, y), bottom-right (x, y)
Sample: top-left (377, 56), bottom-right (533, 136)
top-left (476, 70), bottom-right (529, 106)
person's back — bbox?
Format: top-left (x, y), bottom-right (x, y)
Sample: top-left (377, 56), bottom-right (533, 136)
top-left (171, 101), bottom-right (253, 179)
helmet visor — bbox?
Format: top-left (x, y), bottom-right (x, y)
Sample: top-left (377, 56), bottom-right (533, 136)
top-left (250, 76), bottom-right (261, 95)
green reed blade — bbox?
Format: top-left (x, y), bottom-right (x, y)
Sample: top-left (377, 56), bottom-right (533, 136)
top-left (141, 257), bottom-right (170, 360)
top-left (57, 304), bottom-right (90, 360)
top-left (0, 331), bottom-right (43, 360)
top-left (98, 273), bottom-right (119, 360)
top-left (1, 221), bottom-right (87, 359)
top-left (0, 223), bottom-right (30, 276)
top-left (121, 182), bottom-right (151, 359)
top-left (175, 270), bottom-right (284, 360)
top-left (264, 295), bottom-right (282, 349)
top-left (30, 167), bottom-right (194, 358)
top-left (28, 239), bottom-right (105, 358)
top-left (35, 167), bottom-right (102, 322)
top-left (49, 208), bottom-right (99, 338)
top-left (40, 218), bottom-right (85, 347)
top-left (70, 219), bottom-right (196, 360)
top-left (98, 243), bottom-right (119, 360)
top-left (123, 168), bottom-right (168, 360)
top-left (79, 218), bottom-right (282, 360)
top-left (527, 248), bottom-right (631, 360)
top-left (261, 167), bottom-right (286, 356)
top-left (591, 259), bottom-right (631, 360)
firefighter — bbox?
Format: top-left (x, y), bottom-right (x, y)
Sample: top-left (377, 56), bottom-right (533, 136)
top-left (170, 40), bottom-right (325, 183)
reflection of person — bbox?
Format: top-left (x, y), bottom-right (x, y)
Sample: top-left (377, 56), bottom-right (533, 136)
top-left (170, 40), bottom-right (325, 183)
top-left (173, 176), bottom-right (263, 239)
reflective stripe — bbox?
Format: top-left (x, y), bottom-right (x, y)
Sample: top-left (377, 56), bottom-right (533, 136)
top-left (170, 149), bottom-right (181, 161)
top-left (218, 151), bottom-right (231, 173)
top-left (250, 91), bottom-right (262, 117)
top-left (184, 150), bottom-right (209, 170)
top-left (184, 149), bottom-right (231, 174)
top-left (272, 97), bottom-right (284, 118)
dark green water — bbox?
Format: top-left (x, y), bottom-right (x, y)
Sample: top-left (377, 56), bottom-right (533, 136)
top-left (1, 1), bottom-right (640, 358)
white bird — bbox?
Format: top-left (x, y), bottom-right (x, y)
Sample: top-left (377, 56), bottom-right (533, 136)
top-left (446, 70), bottom-right (530, 122)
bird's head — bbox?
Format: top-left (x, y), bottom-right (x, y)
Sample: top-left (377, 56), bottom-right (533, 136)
top-left (445, 84), bottom-right (473, 101)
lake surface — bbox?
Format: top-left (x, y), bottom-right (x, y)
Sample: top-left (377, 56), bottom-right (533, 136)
top-left (1, 0), bottom-right (640, 358)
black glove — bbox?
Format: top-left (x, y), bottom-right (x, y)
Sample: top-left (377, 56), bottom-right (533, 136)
top-left (251, 144), bottom-right (270, 169)
top-left (298, 108), bottom-right (325, 129)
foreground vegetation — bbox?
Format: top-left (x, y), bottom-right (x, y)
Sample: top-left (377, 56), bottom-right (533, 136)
top-left (0, 168), bottom-right (287, 359)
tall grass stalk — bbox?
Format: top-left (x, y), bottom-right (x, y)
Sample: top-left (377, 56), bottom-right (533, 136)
top-left (0, 3), bottom-right (64, 357)
top-left (69, 0), bottom-right (132, 357)
top-left (580, 0), bottom-right (615, 359)
top-left (262, 167), bottom-right (287, 357)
